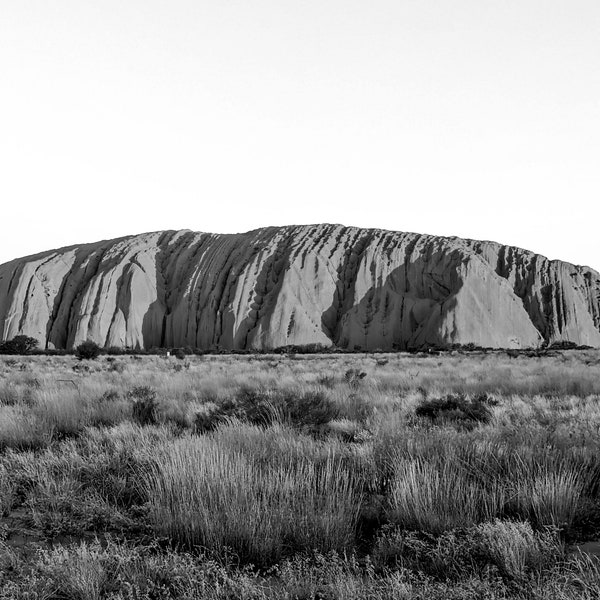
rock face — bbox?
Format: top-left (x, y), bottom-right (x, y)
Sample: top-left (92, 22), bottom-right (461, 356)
top-left (0, 225), bottom-right (599, 350)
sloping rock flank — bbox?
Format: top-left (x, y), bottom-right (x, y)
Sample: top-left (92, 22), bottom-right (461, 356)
top-left (0, 225), bottom-right (598, 350)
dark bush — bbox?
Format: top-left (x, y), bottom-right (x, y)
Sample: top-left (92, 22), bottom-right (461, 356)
top-left (128, 386), bottom-right (158, 426)
top-left (344, 368), bottom-right (367, 389)
top-left (274, 389), bottom-right (340, 428)
top-left (0, 335), bottom-right (39, 355)
top-left (193, 411), bottom-right (221, 434)
top-left (75, 340), bottom-right (102, 360)
top-left (415, 393), bottom-right (495, 428)
top-left (273, 343), bottom-right (332, 354)
top-left (194, 387), bottom-right (340, 434)
top-left (223, 387), bottom-right (275, 425)
top-left (548, 340), bottom-right (578, 350)
top-left (189, 389), bottom-right (268, 434)
top-left (174, 348), bottom-right (186, 360)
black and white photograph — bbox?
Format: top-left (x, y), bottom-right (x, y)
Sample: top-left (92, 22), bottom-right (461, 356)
top-left (1, 1), bottom-right (599, 598)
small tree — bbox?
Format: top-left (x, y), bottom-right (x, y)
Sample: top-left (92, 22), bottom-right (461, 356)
top-left (75, 340), bottom-right (101, 360)
top-left (0, 335), bottom-right (39, 355)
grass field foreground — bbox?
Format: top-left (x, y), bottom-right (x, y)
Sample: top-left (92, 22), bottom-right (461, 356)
top-left (1, 350), bottom-right (600, 598)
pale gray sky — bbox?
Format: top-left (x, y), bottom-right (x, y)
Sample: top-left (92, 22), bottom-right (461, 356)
top-left (1, 1), bottom-right (599, 268)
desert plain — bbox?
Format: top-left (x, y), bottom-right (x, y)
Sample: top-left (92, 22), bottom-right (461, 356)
top-left (1, 348), bottom-right (600, 599)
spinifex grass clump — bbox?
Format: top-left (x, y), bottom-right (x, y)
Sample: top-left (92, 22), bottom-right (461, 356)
top-left (143, 424), bottom-right (362, 564)
top-left (386, 456), bottom-right (501, 534)
top-left (505, 457), bottom-right (585, 530)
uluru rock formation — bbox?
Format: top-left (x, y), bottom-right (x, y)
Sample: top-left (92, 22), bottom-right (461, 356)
top-left (0, 225), bottom-right (599, 350)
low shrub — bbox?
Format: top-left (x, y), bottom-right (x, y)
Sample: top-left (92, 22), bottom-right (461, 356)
top-left (475, 519), bottom-right (563, 581)
top-left (193, 410), bottom-right (220, 434)
top-left (75, 341), bottom-right (102, 360)
top-left (274, 389), bottom-right (340, 428)
top-left (415, 393), bottom-right (495, 428)
top-left (344, 369), bottom-right (367, 390)
top-left (128, 387), bottom-right (158, 426)
top-left (373, 520), bottom-right (563, 582)
top-left (0, 335), bottom-right (39, 355)
top-left (216, 387), bottom-right (276, 426)
top-left (200, 387), bottom-right (340, 432)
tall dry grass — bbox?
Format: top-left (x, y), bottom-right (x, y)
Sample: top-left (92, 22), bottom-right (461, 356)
top-left (376, 424), bottom-right (590, 535)
top-left (506, 460), bottom-right (584, 529)
top-left (386, 456), bottom-right (502, 533)
top-left (143, 425), bottom-right (363, 563)
top-left (0, 405), bottom-right (52, 450)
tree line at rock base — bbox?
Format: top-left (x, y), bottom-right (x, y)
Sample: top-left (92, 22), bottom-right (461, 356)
top-left (0, 334), bottom-right (593, 358)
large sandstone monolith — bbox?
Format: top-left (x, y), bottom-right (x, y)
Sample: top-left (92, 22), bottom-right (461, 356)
top-left (0, 225), bottom-right (598, 350)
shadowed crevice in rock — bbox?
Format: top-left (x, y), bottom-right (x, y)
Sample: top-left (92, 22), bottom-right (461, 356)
top-left (141, 230), bottom-right (183, 349)
top-left (332, 252), bottom-right (464, 351)
top-left (234, 232), bottom-right (295, 350)
top-left (321, 228), bottom-right (373, 344)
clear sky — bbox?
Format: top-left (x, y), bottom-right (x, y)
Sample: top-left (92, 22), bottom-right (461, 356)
top-left (1, 1), bottom-right (599, 269)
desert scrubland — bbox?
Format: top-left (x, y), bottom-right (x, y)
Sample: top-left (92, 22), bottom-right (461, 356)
top-left (1, 349), bottom-right (600, 598)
